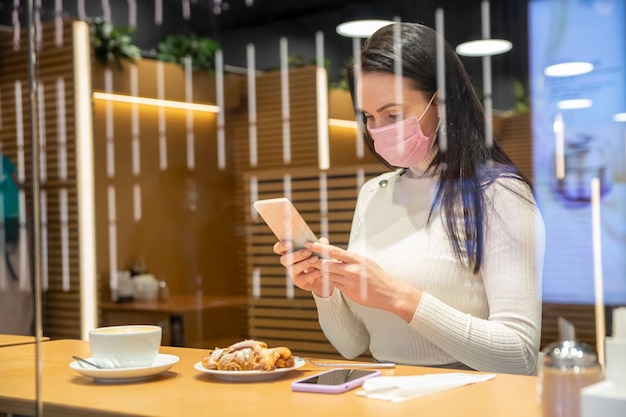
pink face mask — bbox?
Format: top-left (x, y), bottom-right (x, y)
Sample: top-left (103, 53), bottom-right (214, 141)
top-left (368, 94), bottom-right (437, 168)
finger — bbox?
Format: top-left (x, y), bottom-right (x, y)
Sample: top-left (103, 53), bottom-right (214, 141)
top-left (279, 248), bottom-right (313, 268)
top-left (304, 241), bottom-right (336, 260)
top-left (291, 272), bottom-right (315, 291)
top-left (273, 240), bottom-right (293, 255)
top-left (290, 257), bottom-right (322, 278)
top-left (314, 277), bottom-right (335, 298)
top-left (292, 268), bottom-right (323, 291)
top-left (306, 241), bottom-right (358, 263)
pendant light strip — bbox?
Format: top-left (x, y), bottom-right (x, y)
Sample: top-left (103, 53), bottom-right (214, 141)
top-left (315, 31), bottom-right (329, 170)
top-left (280, 37), bottom-right (292, 165)
top-left (435, 8), bottom-right (448, 152)
top-left (215, 49), bottom-right (226, 170)
top-left (184, 56), bottom-right (195, 170)
top-left (352, 37), bottom-right (364, 159)
top-left (157, 61), bottom-right (168, 170)
top-left (247, 43), bottom-right (258, 167)
top-left (482, 1), bottom-right (494, 149)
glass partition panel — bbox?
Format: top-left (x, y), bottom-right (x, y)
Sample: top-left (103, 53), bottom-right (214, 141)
top-left (0, 0), bottom-right (623, 415)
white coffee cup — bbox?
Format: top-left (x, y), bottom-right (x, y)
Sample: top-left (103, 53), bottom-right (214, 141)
top-left (89, 325), bottom-right (162, 369)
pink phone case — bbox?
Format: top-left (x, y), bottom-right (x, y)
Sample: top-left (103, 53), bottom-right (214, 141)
top-left (253, 197), bottom-right (318, 250)
top-left (291, 368), bottom-right (381, 394)
top-left (253, 197), bottom-right (329, 259)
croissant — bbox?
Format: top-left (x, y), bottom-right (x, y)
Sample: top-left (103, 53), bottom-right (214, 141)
top-left (201, 339), bottom-right (295, 371)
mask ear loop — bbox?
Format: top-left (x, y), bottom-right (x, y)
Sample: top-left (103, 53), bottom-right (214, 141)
top-left (434, 117), bottom-right (442, 132)
top-left (417, 92), bottom-right (438, 123)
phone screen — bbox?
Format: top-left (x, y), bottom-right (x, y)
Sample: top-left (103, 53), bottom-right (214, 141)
top-left (296, 369), bottom-right (378, 385)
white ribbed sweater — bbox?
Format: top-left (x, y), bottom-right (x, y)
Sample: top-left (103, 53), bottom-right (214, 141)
top-left (313, 167), bottom-right (546, 375)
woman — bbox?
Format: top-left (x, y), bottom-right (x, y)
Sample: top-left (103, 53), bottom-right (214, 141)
top-left (274, 22), bottom-right (545, 375)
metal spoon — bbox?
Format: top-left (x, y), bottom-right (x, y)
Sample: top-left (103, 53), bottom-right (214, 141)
top-left (72, 355), bottom-right (102, 369)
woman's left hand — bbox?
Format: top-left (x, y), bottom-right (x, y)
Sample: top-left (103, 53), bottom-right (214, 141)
top-left (304, 241), bottom-right (422, 320)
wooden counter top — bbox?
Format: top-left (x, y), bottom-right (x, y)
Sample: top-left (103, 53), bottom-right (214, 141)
top-left (99, 294), bottom-right (248, 314)
top-left (0, 339), bottom-right (541, 417)
top-left (0, 334), bottom-right (48, 347)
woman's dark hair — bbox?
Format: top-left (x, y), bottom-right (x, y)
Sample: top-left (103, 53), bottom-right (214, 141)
top-left (354, 22), bottom-right (532, 273)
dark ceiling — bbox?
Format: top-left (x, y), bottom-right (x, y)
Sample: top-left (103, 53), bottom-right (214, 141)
top-left (0, 0), bottom-right (530, 109)
top-left (188, 0), bottom-right (526, 48)
top-left (201, 0), bottom-right (530, 109)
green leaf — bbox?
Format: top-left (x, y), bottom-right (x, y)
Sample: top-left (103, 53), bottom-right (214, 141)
top-left (89, 16), bottom-right (141, 71)
top-left (155, 32), bottom-right (221, 74)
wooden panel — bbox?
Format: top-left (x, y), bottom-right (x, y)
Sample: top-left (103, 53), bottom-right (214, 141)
top-left (232, 66), bottom-right (379, 172)
top-left (498, 113), bottom-right (533, 182)
top-left (232, 66), bottom-right (319, 171)
top-left (230, 66), bottom-right (383, 357)
top-left (85, 38), bottom-right (252, 349)
top-left (0, 19), bottom-right (82, 340)
top-left (541, 303), bottom-right (600, 350)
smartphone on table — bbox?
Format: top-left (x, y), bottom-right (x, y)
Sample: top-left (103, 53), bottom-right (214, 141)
top-left (291, 368), bottom-right (381, 394)
top-left (253, 197), bottom-right (329, 258)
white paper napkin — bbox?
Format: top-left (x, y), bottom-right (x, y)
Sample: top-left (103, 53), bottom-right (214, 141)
top-left (356, 372), bottom-right (496, 402)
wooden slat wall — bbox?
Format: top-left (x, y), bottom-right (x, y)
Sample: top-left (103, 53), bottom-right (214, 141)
top-left (232, 66), bottom-right (322, 171)
top-left (541, 303), bottom-right (606, 350)
top-left (0, 20), bottom-right (81, 339)
top-left (231, 67), bottom-right (321, 319)
top-left (90, 58), bottom-right (248, 347)
top-left (242, 164), bottom-right (383, 358)
top-left (229, 64), bottom-right (384, 357)
top-left (498, 113), bottom-right (533, 182)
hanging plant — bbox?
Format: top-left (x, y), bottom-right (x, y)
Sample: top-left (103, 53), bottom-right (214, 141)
top-left (156, 33), bottom-right (221, 73)
top-left (512, 79), bottom-right (531, 114)
top-left (89, 16), bottom-right (141, 71)
top-left (334, 57), bottom-right (354, 91)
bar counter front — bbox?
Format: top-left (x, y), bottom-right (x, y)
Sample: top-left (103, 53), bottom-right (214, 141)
top-left (0, 339), bottom-right (541, 417)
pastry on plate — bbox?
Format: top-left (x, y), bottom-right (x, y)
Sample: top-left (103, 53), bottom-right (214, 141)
top-left (201, 339), bottom-right (295, 371)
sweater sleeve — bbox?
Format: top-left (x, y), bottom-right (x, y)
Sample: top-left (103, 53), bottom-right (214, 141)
top-left (313, 291), bottom-right (371, 358)
top-left (310, 175), bottom-right (388, 359)
top-left (410, 178), bottom-right (546, 375)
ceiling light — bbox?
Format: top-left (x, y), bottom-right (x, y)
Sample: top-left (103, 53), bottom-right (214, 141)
top-left (336, 19), bottom-right (393, 38)
top-left (455, 39), bottom-right (512, 57)
top-left (613, 113), bottom-right (626, 122)
top-left (544, 62), bottom-right (594, 77)
top-left (557, 99), bottom-right (593, 110)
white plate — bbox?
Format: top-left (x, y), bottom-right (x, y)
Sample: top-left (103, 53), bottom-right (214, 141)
top-left (69, 354), bottom-right (180, 382)
top-left (194, 357), bottom-right (305, 382)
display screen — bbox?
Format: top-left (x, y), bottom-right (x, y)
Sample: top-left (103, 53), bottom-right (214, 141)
top-left (297, 369), bottom-right (378, 385)
top-left (529, 0), bottom-right (626, 304)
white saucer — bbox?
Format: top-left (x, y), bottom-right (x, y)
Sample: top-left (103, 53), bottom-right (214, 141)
top-left (70, 354), bottom-right (179, 382)
top-left (194, 357), bottom-right (305, 382)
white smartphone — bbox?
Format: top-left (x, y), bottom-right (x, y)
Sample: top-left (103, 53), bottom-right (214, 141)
top-left (291, 368), bottom-right (381, 394)
top-left (253, 197), bottom-right (320, 251)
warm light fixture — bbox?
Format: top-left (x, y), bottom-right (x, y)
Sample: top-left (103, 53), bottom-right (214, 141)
top-left (613, 113), bottom-right (626, 122)
top-left (336, 19), bottom-right (393, 38)
top-left (544, 62), bottom-right (594, 77)
top-left (557, 98), bottom-right (593, 110)
top-left (455, 1), bottom-right (513, 58)
top-left (92, 92), bottom-right (221, 113)
top-left (455, 39), bottom-right (512, 57)
top-left (328, 118), bottom-right (358, 129)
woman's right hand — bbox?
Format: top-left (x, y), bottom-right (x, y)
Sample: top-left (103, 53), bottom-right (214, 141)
top-left (273, 238), bottom-right (335, 297)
